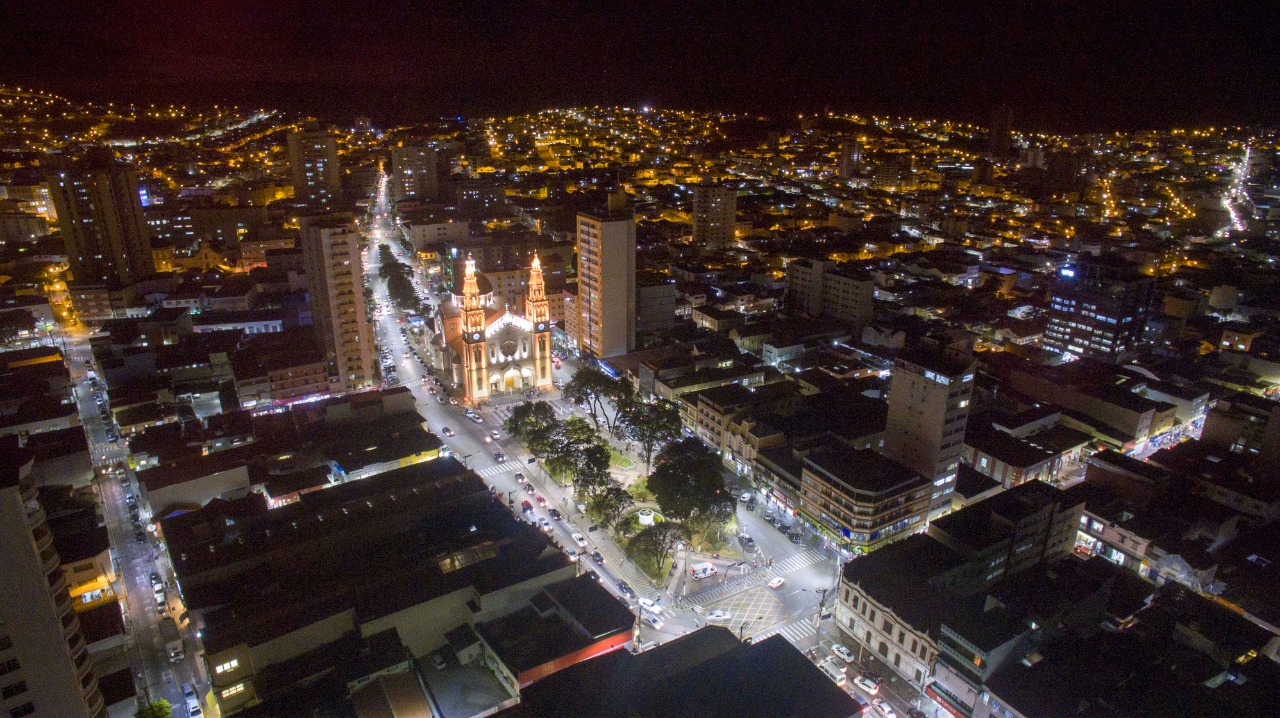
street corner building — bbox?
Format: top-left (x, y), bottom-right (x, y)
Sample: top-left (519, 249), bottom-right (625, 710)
top-left (435, 252), bottom-right (554, 404)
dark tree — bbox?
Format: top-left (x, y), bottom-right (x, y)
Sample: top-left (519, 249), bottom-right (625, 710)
top-left (588, 481), bottom-right (635, 529)
top-left (619, 398), bottom-right (683, 473)
top-left (630, 521), bottom-right (690, 571)
top-left (647, 437), bottom-right (726, 522)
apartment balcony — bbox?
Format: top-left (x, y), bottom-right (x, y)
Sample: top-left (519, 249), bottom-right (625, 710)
top-left (74, 641), bottom-right (93, 678)
top-left (26, 504), bottom-right (46, 529)
top-left (41, 546), bottom-right (61, 576)
top-left (48, 571), bottom-right (68, 598)
top-left (20, 479), bottom-right (38, 503)
top-left (69, 632), bottom-right (88, 663)
top-left (55, 586), bottom-right (74, 618)
top-left (61, 608), bottom-right (81, 639)
top-left (32, 522), bottom-right (53, 552)
top-left (85, 685), bottom-right (106, 718)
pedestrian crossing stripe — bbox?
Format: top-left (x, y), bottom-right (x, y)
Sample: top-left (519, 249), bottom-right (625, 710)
top-left (753, 619), bottom-right (815, 645)
top-left (476, 462), bottom-right (521, 477)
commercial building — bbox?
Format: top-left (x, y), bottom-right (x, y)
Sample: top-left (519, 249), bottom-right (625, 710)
top-left (691, 184), bottom-right (736, 250)
top-left (785, 258), bottom-right (875, 330)
top-left (46, 150), bottom-right (153, 287)
top-left (798, 446), bottom-right (931, 555)
top-left (1044, 254), bottom-right (1155, 363)
top-left (884, 348), bottom-right (976, 517)
top-left (0, 439), bottom-right (106, 718)
top-left (287, 123), bottom-right (342, 209)
top-left (390, 145), bottom-right (438, 202)
top-left (574, 191), bottom-right (636, 358)
top-left (300, 215), bottom-right (375, 393)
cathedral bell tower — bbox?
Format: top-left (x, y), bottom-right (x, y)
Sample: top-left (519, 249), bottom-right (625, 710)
top-left (460, 254), bottom-right (489, 402)
top-left (525, 252), bottom-right (554, 388)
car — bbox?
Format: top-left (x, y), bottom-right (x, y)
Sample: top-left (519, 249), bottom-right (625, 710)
top-left (471, 414), bottom-right (483, 423)
top-left (738, 533), bottom-right (755, 548)
top-left (763, 512), bottom-right (775, 523)
top-left (150, 571), bottom-right (163, 587)
top-left (571, 532), bottom-right (588, 548)
top-left (430, 652), bottom-right (447, 671)
top-left (706, 610), bottom-right (732, 621)
top-left (520, 500), bottom-right (534, 515)
top-left (134, 530), bottom-right (147, 544)
top-left (853, 674), bottom-right (881, 695)
top-left (637, 597), bottom-right (661, 614)
top-left (616, 580), bottom-right (636, 599)
top-left (523, 483), bottom-right (536, 495)
top-left (547, 508), bottom-right (562, 520)
top-left (490, 429), bottom-right (500, 440)
top-left (740, 492), bottom-right (752, 502)
top-left (514, 473), bottom-right (527, 483)
top-left (767, 576), bottom-right (786, 589)
top-left (871, 699), bottom-right (896, 718)
top-left (437, 395), bottom-right (447, 403)
top-left (832, 644), bottom-right (856, 663)
top-left (566, 548), bottom-right (581, 562)
top-left (590, 550), bottom-right (605, 564)
top-left (494, 452), bottom-right (506, 462)
top-left (537, 517), bottom-right (553, 532)
top-left (427, 386), bottom-right (436, 394)
top-left (183, 683), bottom-right (202, 716)
top-left (535, 494), bottom-right (547, 506)
top-left (642, 614), bottom-right (664, 630)
top-left (906, 710), bottom-right (927, 718)
top-left (464, 408), bottom-right (476, 417)
top-left (746, 499), bottom-right (756, 511)
top-left (790, 532), bottom-right (804, 544)
top-left (819, 657), bottom-right (848, 686)
top-left (584, 569), bottom-right (601, 582)
top-left (441, 426), bottom-right (454, 437)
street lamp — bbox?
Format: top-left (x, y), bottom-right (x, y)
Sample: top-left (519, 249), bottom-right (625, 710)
top-left (738, 614), bottom-right (764, 642)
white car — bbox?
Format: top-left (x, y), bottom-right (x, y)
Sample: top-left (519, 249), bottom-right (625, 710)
top-left (767, 576), bottom-right (786, 589)
top-left (832, 644), bottom-right (856, 663)
top-left (537, 518), bottom-right (553, 533)
top-left (853, 674), bottom-right (881, 695)
top-left (637, 597), bottom-right (662, 614)
top-left (871, 699), bottom-right (896, 718)
top-left (706, 610), bottom-right (732, 621)
top-left (571, 532), bottom-right (588, 548)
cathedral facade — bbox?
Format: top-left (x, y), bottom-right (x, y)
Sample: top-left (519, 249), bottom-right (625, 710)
top-left (434, 253), bottom-right (553, 404)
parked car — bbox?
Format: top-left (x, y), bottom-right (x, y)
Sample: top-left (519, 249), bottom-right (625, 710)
top-left (853, 674), bottom-right (881, 695)
top-left (430, 652), bottom-right (447, 671)
top-left (134, 530), bottom-right (147, 544)
top-left (871, 699), bottom-right (896, 718)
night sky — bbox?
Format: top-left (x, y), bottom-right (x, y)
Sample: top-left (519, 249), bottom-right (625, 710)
top-left (3, 1), bottom-right (1277, 131)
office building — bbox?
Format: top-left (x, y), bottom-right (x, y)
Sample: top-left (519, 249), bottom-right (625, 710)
top-left (287, 123), bottom-right (342, 208)
top-left (785, 258), bottom-right (875, 330)
top-left (884, 348), bottom-right (976, 518)
top-left (1044, 254), bottom-right (1155, 363)
top-left (798, 446), bottom-right (931, 555)
top-left (46, 151), bottom-right (153, 287)
top-left (300, 215), bottom-right (374, 393)
top-left (691, 184), bottom-right (736, 250)
top-left (0, 439), bottom-right (106, 718)
top-left (575, 190), bottom-right (636, 358)
top-left (872, 154), bottom-right (914, 191)
top-left (390, 145), bottom-right (438, 202)
top-left (837, 137), bottom-right (863, 179)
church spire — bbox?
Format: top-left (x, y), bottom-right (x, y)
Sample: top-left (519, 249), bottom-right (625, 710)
top-left (461, 252), bottom-right (486, 334)
top-left (525, 251), bottom-right (549, 324)
top-left (462, 253), bottom-right (480, 298)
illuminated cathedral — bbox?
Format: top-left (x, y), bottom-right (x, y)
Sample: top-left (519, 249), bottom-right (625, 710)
top-left (435, 253), bottom-right (554, 404)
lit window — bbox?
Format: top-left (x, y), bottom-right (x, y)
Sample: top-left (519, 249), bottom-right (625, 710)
top-left (221, 683), bottom-right (245, 698)
top-left (215, 659), bottom-right (239, 674)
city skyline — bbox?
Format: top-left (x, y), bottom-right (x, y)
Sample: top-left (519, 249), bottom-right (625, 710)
top-left (2, 2), bottom-right (1277, 131)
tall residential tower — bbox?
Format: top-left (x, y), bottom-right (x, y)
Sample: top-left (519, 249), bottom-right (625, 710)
top-left (1044, 254), bottom-right (1155, 363)
top-left (884, 348), bottom-right (976, 519)
top-left (691, 184), bottom-right (736, 250)
top-left (46, 150), bottom-right (153, 287)
top-left (287, 123), bottom-right (342, 209)
top-left (0, 441), bottom-right (106, 718)
top-left (574, 191), bottom-right (636, 359)
top-left (300, 215), bottom-right (375, 393)
top-left (390, 146), bottom-right (439, 202)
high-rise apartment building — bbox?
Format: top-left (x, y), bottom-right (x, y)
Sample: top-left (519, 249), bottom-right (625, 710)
top-left (872, 154), bottom-right (914, 191)
top-left (0, 442), bottom-right (106, 718)
top-left (287, 123), bottom-right (342, 208)
top-left (1044, 254), bottom-right (1155, 363)
top-left (47, 150), bottom-right (153, 287)
top-left (837, 137), bottom-right (863, 179)
top-left (390, 145), bottom-right (438, 202)
top-left (575, 191), bottom-right (636, 359)
top-left (785, 258), bottom-right (875, 330)
top-left (691, 184), bottom-right (736, 250)
top-left (884, 348), bottom-right (976, 519)
top-left (300, 215), bottom-right (375, 393)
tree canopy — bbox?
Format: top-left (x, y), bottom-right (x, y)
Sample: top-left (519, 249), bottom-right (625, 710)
top-left (618, 398), bottom-right (683, 473)
top-left (647, 437), bottom-right (727, 523)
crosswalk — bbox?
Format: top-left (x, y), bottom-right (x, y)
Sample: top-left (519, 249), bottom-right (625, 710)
top-left (686, 548), bottom-right (828, 602)
top-left (475, 461), bottom-right (522, 478)
top-left (592, 534), bottom-right (661, 600)
top-left (752, 618), bottom-right (817, 645)
top-left (771, 549), bottom-right (826, 576)
top-left (488, 398), bottom-right (576, 425)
